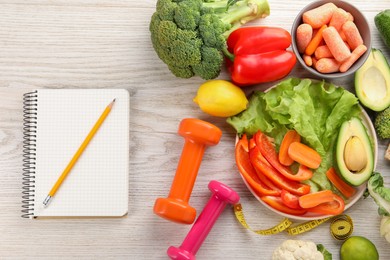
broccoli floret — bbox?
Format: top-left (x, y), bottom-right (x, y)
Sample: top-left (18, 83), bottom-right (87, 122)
top-left (192, 46), bottom-right (223, 79)
top-left (149, 0), bottom-right (270, 80)
top-left (375, 106), bottom-right (390, 139)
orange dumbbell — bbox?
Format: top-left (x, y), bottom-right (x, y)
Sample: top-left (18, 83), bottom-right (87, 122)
top-left (153, 118), bottom-right (222, 224)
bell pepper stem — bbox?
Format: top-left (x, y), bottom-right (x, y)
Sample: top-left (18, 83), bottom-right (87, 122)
top-left (222, 47), bottom-right (235, 61)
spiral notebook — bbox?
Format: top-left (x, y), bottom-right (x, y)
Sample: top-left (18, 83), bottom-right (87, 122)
top-left (22, 89), bottom-right (129, 218)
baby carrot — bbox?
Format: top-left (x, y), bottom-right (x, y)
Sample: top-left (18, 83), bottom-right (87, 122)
top-left (329, 8), bottom-right (349, 32)
top-left (322, 26), bottom-right (351, 62)
top-left (298, 190), bottom-right (334, 209)
top-left (311, 56), bottom-right (318, 67)
top-left (342, 21), bottom-right (364, 50)
top-left (279, 130), bottom-right (301, 166)
top-left (303, 54), bottom-right (312, 66)
top-left (315, 58), bottom-right (340, 73)
top-left (314, 45), bottom-right (333, 59)
top-left (296, 23), bottom-right (313, 53)
top-left (326, 167), bottom-right (356, 198)
top-left (302, 3), bottom-right (337, 29)
top-left (287, 142), bottom-right (322, 169)
top-left (305, 24), bottom-right (327, 56)
top-left (347, 12), bottom-right (354, 22)
top-left (339, 44), bottom-right (367, 72)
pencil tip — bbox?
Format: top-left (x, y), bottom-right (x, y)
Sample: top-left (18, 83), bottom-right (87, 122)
top-left (113, 98), bottom-right (116, 103)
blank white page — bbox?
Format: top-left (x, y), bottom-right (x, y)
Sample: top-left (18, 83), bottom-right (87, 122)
top-left (32, 89), bottom-right (129, 217)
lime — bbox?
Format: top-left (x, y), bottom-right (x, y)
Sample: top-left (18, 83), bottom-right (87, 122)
top-left (340, 236), bottom-right (379, 260)
top-left (193, 80), bottom-right (248, 117)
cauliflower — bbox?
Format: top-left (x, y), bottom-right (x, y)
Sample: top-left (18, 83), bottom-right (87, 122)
top-left (272, 240), bottom-right (326, 260)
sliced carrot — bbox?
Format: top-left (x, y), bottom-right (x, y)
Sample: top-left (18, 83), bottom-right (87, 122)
top-left (326, 167), bottom-right (356, 198)
top-left (255, 131), bottom-right (311, 181)
top-left (305, 24), bottom-right (327, 56)
top-left (287, 142), bottom-right (322, 169)
top-left (298, 190), bottom-right (334, 208)
top-left (279, 130), bottom-right (301, 166)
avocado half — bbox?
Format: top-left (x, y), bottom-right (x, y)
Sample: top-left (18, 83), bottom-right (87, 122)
top-left (335, 117), bottom-right (374, 186)
top-left (355, 48), bottom-right (390, 111)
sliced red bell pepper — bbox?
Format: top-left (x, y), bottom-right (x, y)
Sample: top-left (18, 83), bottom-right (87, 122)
top-left (254, 131), bottom-right (312, 181)
top-left (280, 190), bottom-right (302, 209)
top-left (249, 145), bottom-right (310, 196)
top-left (249, 138), bottom-right (281, 192)
top-left (306, 193), bottom-right (345, 216)
top-left (225, 27), bottom-right (296, 86)
top-left (235, 135), bottom-right (280, 196)
top-left (261, 196), bottom-right (307, 216)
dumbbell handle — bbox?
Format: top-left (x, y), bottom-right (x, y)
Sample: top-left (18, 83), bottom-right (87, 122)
top-left (167, 181), bottom-right (240, 259)
top-left (168, 140), bottom-right (205, 201)
top-left (180, 195), bottom-right (226, 255)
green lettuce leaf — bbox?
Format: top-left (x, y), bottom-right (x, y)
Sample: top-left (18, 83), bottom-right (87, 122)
top-left (317, 244), bottom-right (332, 260)
top-left (367, 172), bottom-right (390, 216)
top-left (227, 78), bottom-right (361, 190)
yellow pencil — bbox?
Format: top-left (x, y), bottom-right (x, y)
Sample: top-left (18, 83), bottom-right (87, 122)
top-left (43, 98), bottom-right (116, 207)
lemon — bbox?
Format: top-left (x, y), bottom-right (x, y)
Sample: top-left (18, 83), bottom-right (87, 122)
top-left (193, 80), bottom-right (248, 117)
top-left (340, 236), bottom-right (379, 260)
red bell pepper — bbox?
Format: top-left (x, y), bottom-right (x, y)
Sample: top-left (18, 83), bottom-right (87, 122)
top-left (225, 27), bottom-right (296, 86)
top-left (280, 190), bottom-right (302, 209)
top-left (235, 135), bottom-right (280, 196)
top-left (254, 131), bottom-right (312, 181)
top-left (249, 145), bottom-right (311, 196)
top-left (306, 193), bottom-right (345, 216)
top-left (261, 196), bottom-right (307, 216)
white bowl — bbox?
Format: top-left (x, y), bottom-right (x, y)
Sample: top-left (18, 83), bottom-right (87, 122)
top-left (236, 82), bottom-right (378, 221)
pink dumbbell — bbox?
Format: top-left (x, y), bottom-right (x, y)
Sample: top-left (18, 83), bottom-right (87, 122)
top-left (167, 180), bottom-right (240, 260)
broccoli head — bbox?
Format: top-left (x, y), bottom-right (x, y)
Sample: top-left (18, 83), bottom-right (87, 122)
top-left (375, 106), bottom-right (390, 139)
top-left (149, 0), bottom-right (270, 80)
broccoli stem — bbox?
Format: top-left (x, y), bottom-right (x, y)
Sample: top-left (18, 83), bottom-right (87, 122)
top-left (203, 0), bottom-right (270, 26)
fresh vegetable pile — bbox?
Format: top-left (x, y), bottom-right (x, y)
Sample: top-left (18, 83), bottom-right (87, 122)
top-left (228, 78), bottom-right (372, 216)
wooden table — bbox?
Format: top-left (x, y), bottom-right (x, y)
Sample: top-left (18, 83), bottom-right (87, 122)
top-left (0, 0), bottom-right (389, 259)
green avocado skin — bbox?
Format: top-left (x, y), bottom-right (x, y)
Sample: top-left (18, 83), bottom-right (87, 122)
top-left (375, 10), bottom-right (390, 48)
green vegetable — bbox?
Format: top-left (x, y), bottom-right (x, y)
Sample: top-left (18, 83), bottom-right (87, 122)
top-left (354, 48), bottom-right (390, 112)
top-left (317, 244), bottom-right (332, 260)
top-left (149, 0), bottom-right (270, 80)
top-left (380, 216), bottom-right (390, 243)
top-left (227, 78), bottom-right (361, 190)
top-left (375, 10), bottom-right (390, 49)
top-left (335, 117), bottom-right (374, 186)
top-left (375, 106), bottom-right (390, 139)
top-left (367, 172), bottom-right (390, 216)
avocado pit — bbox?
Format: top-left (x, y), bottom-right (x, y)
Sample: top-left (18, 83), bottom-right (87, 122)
top-left (343, 136), bottom-right (367, 173)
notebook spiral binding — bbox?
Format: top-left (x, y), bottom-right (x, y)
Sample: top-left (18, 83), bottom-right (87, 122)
top-left (21, 91), bottom-right (38, 218)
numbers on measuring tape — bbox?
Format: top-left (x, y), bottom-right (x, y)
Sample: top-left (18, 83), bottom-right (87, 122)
top-left (234, 203), bottom-right (354, 237)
